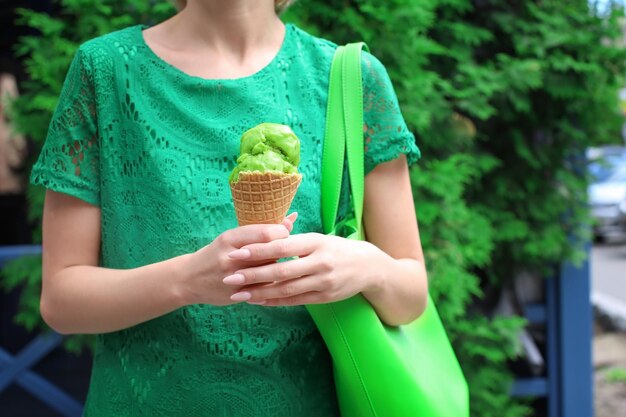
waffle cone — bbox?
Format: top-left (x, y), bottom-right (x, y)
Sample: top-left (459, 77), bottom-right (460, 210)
top-left (230, 172), bottom-right (302, 226)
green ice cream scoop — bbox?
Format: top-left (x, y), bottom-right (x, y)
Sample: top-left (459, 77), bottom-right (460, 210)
top-left (230, 123), bottom-right (300, 182)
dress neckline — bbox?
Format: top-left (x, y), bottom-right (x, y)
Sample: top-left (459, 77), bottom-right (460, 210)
top-left (135, 23), bottom-right (292, 83)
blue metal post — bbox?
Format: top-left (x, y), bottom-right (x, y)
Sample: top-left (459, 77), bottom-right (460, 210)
top-left (546, 276), bottom-right (559, 417)
top-left (557, 243), bottom-right (593, 417)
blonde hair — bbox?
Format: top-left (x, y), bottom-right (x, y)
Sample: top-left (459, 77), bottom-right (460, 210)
top-left (174, 0), bottom-right (295, 14)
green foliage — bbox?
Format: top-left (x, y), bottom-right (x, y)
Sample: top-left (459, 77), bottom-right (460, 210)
top-left (4, 0), bottom-right (176, 354)
top-left (454, 316), bottom-right (532, 416)
top-left (1, 256), bottom-right (43, 332)
top-left (0, 255), bottom-right (93, 353)
top-left (4, 0), bottom-right (626, 415)
top-left (287, 1), bottom-right (532, 414)
top-left (288, 0), bottom-right (626, 415)
top-left (604, 367), bottom-right (626, 384)
top-left (12, 0), bottom-right (174, 147)
top-left (450, 1), bottom-right (626, 280)
top-left (409, 154), bottom-right (496, 320)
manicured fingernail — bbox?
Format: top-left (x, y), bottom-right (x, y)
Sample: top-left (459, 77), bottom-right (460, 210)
top-left (247, 300), bottom-right (267, 305)
top-left (230, 292), bottom-right (252, 302)
top-left (228, 249), bottom-right (251, 259)
top-left (223, 274), bottom-right (245, 285)
top-left (291, 212), bottom-right (299, 221)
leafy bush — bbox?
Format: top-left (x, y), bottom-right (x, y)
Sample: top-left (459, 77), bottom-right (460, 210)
top-left (3, 0), bottom-right (177, 351)
top-left (4, 0), bottom-right (626, 416)
top-left (605, 367), bottom-right (626, 384)
top-left (289, 0), bottom-right (626, 415)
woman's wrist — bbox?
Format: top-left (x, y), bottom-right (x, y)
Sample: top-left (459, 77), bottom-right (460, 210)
top-left (360, 248), bottom-right (427, 326)
top-left (359, 242), bottom-right (393, 297)
top-left (169, 253), bottom-right (201, 307)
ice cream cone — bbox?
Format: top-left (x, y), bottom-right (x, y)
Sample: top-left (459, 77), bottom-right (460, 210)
top-left (230, 171), bottom-right (302, 226)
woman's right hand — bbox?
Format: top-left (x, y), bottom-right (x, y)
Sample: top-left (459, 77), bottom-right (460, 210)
top-left (40, 189), bottom-right (299, 334)
top-left (180, 212), bottom-right (298, 306)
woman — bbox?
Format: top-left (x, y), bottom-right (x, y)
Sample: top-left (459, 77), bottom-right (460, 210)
top-left (0, 71), bottom-right (27, 194)
top-left (31, 0), bottom-right (427, 415)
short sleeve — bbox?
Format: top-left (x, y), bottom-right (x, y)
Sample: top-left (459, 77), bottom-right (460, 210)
top-left (30, 47), bottom-right (100, 206)
top-left (362, 52), bottom-right (420, 176)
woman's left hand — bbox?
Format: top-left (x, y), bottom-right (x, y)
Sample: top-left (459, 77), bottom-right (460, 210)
top-left (222, 233), bottom-right (390, 306)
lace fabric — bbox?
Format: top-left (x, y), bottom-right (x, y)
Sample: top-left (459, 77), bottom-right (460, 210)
top-left (31, 23), bottom-right (420, 417)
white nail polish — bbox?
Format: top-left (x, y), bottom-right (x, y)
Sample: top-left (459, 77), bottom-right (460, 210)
top-left (223, 274), bottom-right (245, 285)
top-left (230, 292), bottom-right (251, 302)
top-left (227, 249), bottom-right (251, 259)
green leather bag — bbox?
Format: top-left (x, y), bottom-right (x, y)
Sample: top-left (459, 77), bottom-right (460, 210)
top-left (306, 43), bottom-right (470, 417)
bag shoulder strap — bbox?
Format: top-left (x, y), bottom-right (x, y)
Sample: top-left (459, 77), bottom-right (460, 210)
top-left (321, 42), bottom-right (368, 235)
top-left (321, 45), bottom-right (346, 234)
top-left (343, 43), bottom-right (367, 232)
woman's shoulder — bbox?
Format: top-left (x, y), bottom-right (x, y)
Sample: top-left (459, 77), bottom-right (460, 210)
top-left (288, 24), bottom-right (386, 74)
top-left (75, 25), bottom-right (143, 63)
top-left (288, 24), bottom-right (338, 60)
top-left (290, 25), bottom-right (337, 49)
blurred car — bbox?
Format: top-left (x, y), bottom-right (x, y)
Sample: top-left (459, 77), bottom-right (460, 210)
top-left (588, 164), bottom-right (626, 241)
top-left (587, 145), bottom-right (626, 183)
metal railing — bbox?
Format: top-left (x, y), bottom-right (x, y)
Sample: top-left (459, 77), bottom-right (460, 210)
top-left (0, 245), bottom-right (83, 417)
top-left (511, 245), bottom-right (594, 417)
top-left (0, 244), bottom-right (594, 416)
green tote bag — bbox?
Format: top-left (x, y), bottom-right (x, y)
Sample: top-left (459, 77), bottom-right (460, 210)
top-left (305, 43), bottom-right (470, 417)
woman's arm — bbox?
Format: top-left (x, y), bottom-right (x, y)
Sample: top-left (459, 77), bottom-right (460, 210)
top-left (360, 154), bottom-right (428, 325)
top-left (40, 190), bottom-right (294, 334)
top-left (224, 155), bottom-right (428, 326)
top-left (41, 190), bottom-right (185, 334)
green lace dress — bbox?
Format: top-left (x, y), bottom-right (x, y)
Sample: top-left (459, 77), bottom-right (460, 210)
top-left (30, 23), bottom-right (420, 417)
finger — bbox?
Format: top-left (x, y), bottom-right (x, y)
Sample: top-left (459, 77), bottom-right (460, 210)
top-left (238, 233), bottom-right (318, 261)
top-left (222, 224), bottom-right (289, 249)
top-left (281, 212), bottom-right (298, 233)
top-left (262, 292), bottom-right (330, 307)
top-left (282, 219), bottom-right (293, 233)
top-left (286, 211), bottom-right (299, 223)
top-left (226, 259), bottom-right (277, 276)
top-left (225, 257), bottom-right (318, 285)
top-left (240, 276), bottom-right (325, 302)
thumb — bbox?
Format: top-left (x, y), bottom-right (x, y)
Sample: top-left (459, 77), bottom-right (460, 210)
top-left (224, 223), bottom-right (289, 248)
top-left (281, 212), bottom-right (299, 233)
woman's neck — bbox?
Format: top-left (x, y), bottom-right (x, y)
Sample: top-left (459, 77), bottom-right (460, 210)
top-left (141, 0), bottom-right (285, 79)
top-left (171, 0), bottom-right (284, 62)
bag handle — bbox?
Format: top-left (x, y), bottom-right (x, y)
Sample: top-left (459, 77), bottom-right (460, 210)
top-left (321, 45), bottom-right (346, 234)
top-left (321, 42), bottom-right (368, 235)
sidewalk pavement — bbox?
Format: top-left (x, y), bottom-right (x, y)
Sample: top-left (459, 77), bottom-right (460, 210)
top-left (591, 243), bottom-right (626, 416)
top-left (593, 332), bottom-right (626, 417)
